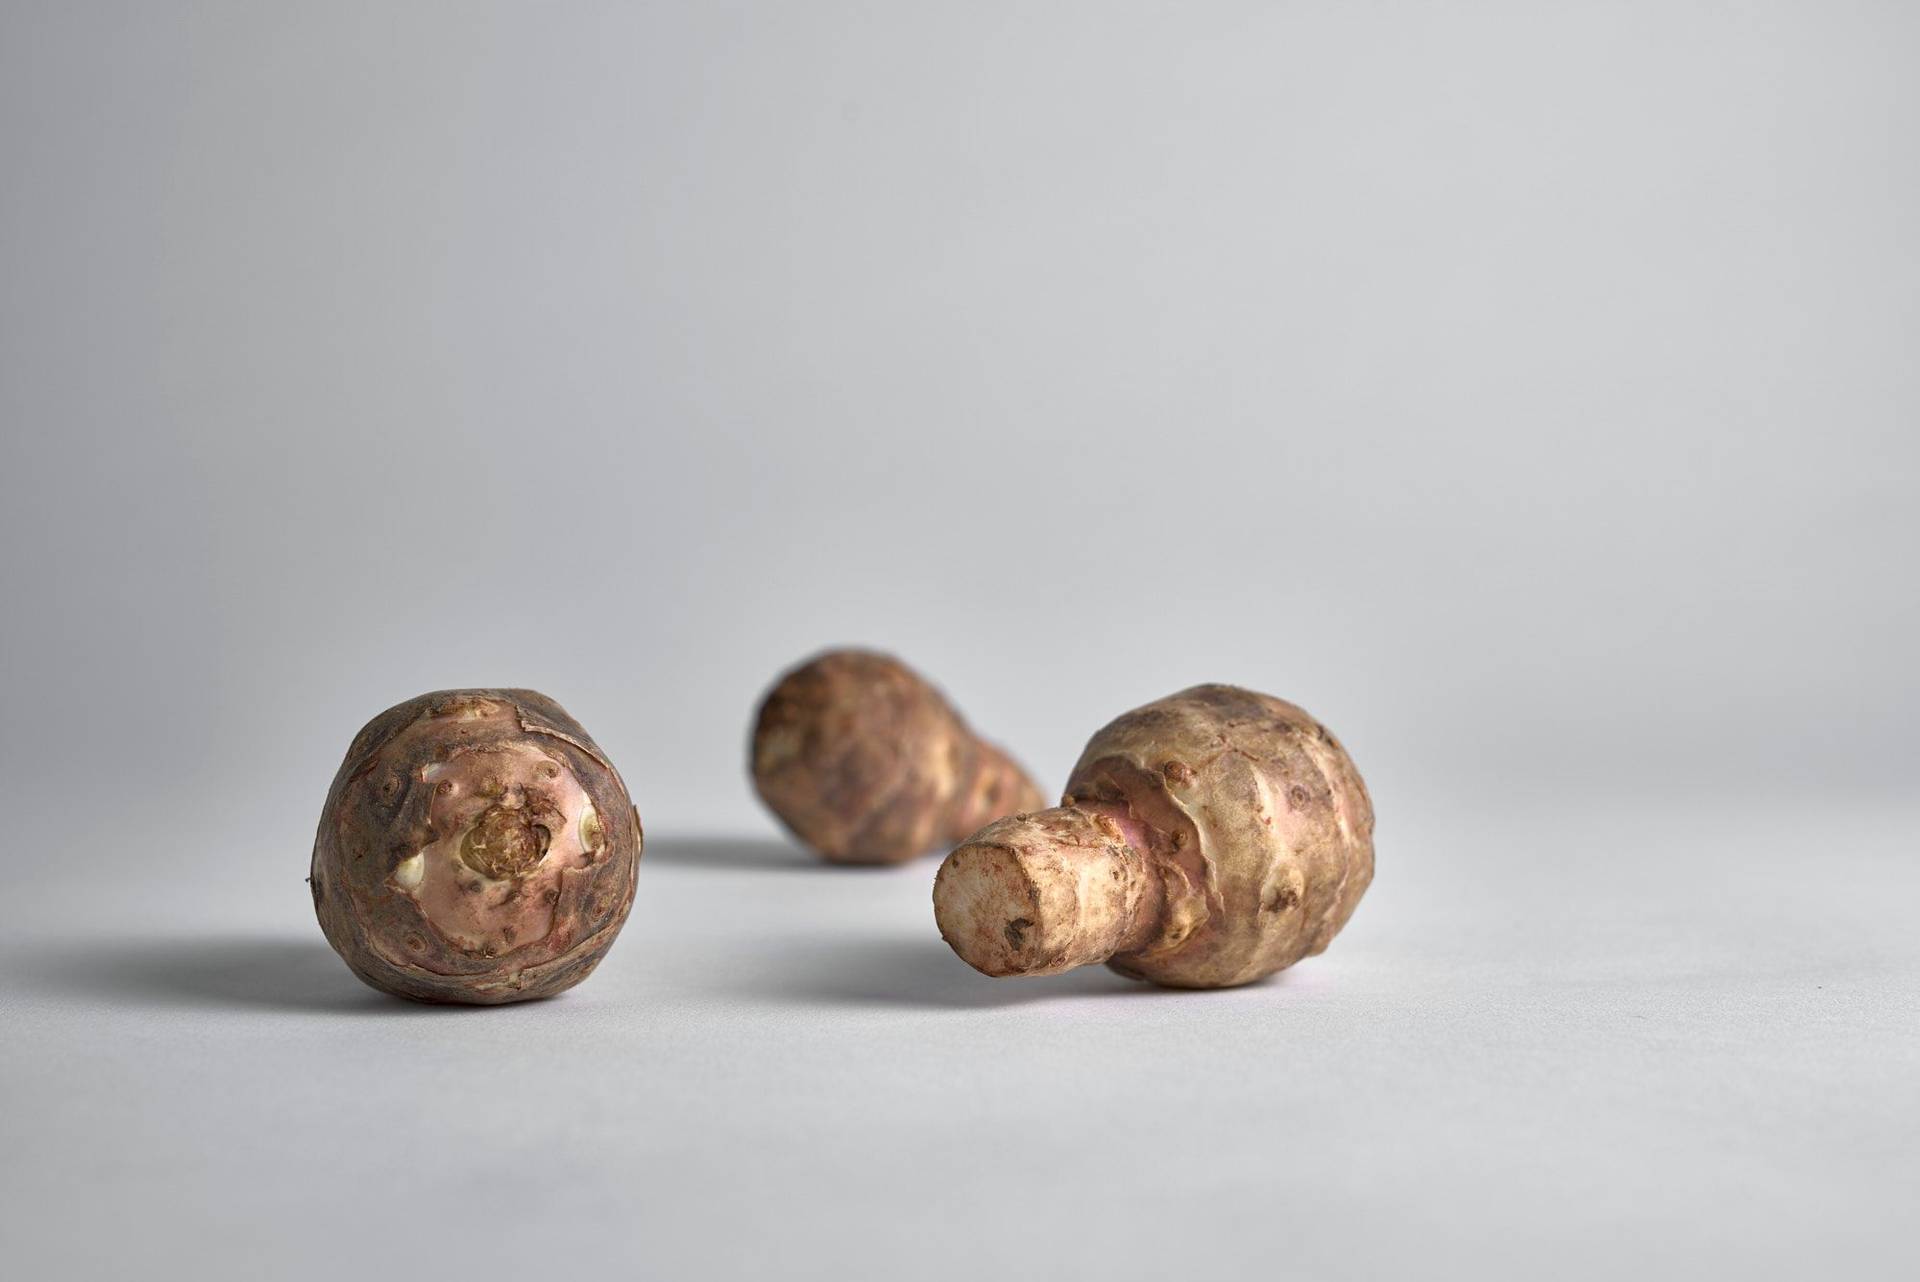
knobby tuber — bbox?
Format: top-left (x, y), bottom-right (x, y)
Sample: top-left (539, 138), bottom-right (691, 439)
top-left (933, 684), bottom-right (1373, 988)
top-left (751, 650), bottom-right (1045, 864)
top-left (310, 689), bottom-right (642, 1004)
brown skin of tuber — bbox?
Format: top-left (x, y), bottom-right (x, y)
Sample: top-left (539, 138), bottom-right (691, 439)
top-left (750, 650), bottom-right (1046, 865)
top-left (933, 684), bottom-right (1373, 989)
top-left (310, 689), bottom-right (643, 1005)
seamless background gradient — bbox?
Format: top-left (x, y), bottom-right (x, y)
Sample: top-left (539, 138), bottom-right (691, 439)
top-left (3, 3), bottom-right (1914, 1278)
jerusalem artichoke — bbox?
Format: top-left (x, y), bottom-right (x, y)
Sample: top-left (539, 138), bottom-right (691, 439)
top-left (933, 684), bottom-right (1372, 988)
top-left (751, 650), bottom-right (1044, 864)
top-left (310, 689), bottom-right (642, 1004)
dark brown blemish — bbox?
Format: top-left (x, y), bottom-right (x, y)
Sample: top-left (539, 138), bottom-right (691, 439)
top-left (460, 803), bottom-right (553, 880)
top-left (1003, 917), bottom-right (1034, 950)
top-left (1263, 885), bottom-right (1300, 913)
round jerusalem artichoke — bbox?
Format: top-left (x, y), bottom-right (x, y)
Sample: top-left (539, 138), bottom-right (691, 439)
top-left (310, 689), bottom-right (642, 1004)
top-left (933, 684), bottom-right (1373, 989)
top-left (751, 650), bottom-right (1045, 864)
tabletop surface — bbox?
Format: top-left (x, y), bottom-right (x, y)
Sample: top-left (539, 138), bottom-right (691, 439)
top-left (5, 791), bottom-right (1912, 1281)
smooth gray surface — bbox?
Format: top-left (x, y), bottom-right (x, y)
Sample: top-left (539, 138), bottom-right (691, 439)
top-left (2, 3), bottom-right (1915, 1278)
top-left (5, 797), bottom-right (1916, 1279)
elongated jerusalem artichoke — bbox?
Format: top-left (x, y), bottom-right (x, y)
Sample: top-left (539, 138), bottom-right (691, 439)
top-left (933, 684), bottom-right (1373, 988)
top-left (751, 650), bottom-right (1045, 864)
top-left (310, 689), bottom-right (642, 1004)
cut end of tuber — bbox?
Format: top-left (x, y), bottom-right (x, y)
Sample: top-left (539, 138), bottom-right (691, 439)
top-left (933, 807), bottom-right (1159, 977)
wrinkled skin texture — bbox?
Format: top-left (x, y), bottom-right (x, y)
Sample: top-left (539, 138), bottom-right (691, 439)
top-left (751, 650), bottom-right (1045, 864)
top-left (933, 684), bottom-right (1373, 989)
top-left (311, 689), bottom-right (642, 1004)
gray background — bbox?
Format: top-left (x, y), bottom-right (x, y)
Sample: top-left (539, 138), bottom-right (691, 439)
top-left (2, 2), bottom-right (1914, 1278)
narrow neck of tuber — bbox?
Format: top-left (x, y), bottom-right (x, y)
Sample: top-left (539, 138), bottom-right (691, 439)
top-left (1069, 800), bottom-right (1168, 956)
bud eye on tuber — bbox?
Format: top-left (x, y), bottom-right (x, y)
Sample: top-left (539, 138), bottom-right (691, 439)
top-left (310, 689), bottom-right (642, 1004)
top-left (932, 684), bottom-right (1374, 989)
top-left (750, 650), bottom-right (1046, 865)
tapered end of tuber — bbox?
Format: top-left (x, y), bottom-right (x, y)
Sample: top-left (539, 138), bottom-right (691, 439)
top-left (946, 738), bottom-right (1048, 844)
top-left (933, 805), bottom-right (1163, 977)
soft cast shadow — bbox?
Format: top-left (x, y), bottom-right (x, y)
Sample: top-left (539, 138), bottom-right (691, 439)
top-left (738, 936), bottom-right (1173, 1011)
top-left (641, 834), bottom-right (905, 873)
top-left (20, 936), bottom-right (445, 1015)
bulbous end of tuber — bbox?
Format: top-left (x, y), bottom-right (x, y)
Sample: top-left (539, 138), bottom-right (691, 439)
top-left (310, 689), bottom-right (643, 1004)
top-left (750, 650), bottom-right (1045, 864)
top-left (933, 684), bottom-right (1373, 989)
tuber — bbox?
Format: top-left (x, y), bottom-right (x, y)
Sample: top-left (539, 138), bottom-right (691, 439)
top-left (751, 650), bottom-right (1045, 864)
top-left (932, 684), bottom-right (1373, 988)
top-left (310, 689), bottom-right (642, 1004)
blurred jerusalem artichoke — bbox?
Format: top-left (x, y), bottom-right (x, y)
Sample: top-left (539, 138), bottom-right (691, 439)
top-left (933, 684), bottom-right (1373, 989)
top-left (751, 650), bottom-right (1045, 864)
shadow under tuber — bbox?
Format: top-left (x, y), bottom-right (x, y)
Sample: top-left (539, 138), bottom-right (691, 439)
top-left (310, 689), bottom-right (643, 1004)
top-left (933, 684), bottom-right (1374, 989)
top-left (750, 649), bottom-right (1045, 864)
